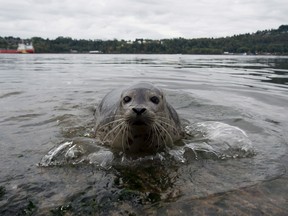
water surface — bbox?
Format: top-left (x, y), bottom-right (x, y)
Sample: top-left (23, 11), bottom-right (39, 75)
top-left (0, 54), bottom-right (288, 215)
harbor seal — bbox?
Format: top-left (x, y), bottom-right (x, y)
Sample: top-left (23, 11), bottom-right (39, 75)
top-left (94, 82), bottom-right (183, 154)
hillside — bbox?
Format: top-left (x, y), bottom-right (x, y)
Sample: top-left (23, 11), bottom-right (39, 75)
top-left (1, 25), bottom-right (287, 55)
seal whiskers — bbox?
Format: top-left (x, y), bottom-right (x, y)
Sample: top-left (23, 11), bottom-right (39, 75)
top-left (95, 116), bottom-right (124, 131)
top-left (152, 124), bottom-right (165, 150)
top-left (154, 121), bottom-right (174, 148)
top-left (94, 82), bottom-right (183, 154)
top-left (156, 116), bottom-right (181, 136)
top-left (121, 124), bottom-right (130, 152)
top-left (102, 120), bottom-right (125, 143)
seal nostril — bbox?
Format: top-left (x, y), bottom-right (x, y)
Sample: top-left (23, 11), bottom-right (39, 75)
top-left (132, 107), bottom-right (146, 115)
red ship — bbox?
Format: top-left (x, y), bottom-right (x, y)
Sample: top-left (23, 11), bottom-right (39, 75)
top-left (0, 42), bottom-right (35, 54)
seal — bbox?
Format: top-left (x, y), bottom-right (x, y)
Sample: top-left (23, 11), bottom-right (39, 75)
top-left (94, 82), bottom-right (183, 154)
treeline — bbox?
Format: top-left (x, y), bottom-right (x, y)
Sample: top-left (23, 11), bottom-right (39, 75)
top-left (1, 25), bottom-right (288, 55)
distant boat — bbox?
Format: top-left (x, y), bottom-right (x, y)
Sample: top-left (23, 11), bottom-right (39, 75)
top-left (17, 42), bottom-right (35, 53)
top-left (0, 49), bottom-right (18, 54)
top-left (0, 42), bottom-right (35, 54)
top-left (89, 50), bottom-right (102, 54)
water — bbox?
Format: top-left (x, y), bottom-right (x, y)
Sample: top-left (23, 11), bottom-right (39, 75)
top-left (0, 54), bottom-right (288, 215)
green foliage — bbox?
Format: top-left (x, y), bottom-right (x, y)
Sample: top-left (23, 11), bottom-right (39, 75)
top-left (1, 25), bottom-right (287, 54)
top-left (0, 36), bottom-right (20, 49)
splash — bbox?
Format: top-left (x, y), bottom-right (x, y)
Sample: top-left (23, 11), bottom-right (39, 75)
top-left (39, 122), bottom-right (254, 167)
top-left (38, 139), bottom-right (114, 168)
top-left (183, 121), bottom-right (254, 159)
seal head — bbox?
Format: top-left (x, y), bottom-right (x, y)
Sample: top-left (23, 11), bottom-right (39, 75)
top-left (95, 82), bottom-right (182, 154)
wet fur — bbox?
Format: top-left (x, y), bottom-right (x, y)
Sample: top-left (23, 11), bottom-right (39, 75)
top-left (95, 83), bottom-right (182, 154)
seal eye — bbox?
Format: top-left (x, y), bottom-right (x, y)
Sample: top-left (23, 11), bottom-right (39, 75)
top-left (150, 96), bottom-right (160, 104)
top-left (123, 96), bottom-right (132, 103)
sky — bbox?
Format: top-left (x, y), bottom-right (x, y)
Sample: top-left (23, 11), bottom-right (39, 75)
top-left (0, 0), bottom-right (287, 40)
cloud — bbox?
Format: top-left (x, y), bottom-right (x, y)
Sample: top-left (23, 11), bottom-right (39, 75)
top-left (0, 0), bottom-right (287, 39)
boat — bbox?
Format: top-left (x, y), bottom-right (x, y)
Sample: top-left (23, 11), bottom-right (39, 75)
top-left (0, 49), bottom-right (18, 54)
top-left (89, 50), bottom-right (102, 54)
top-left (0, 42), bottom-right (35, 54)
top-left (16, 42), bottom-right (35, 53)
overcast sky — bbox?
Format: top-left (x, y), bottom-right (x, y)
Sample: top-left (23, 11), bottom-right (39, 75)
top-left (0, 0), bottom-right (287, 40)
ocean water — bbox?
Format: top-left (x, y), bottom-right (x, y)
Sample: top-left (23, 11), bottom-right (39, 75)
top-left (0, 54), bottom-right (288, 215)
